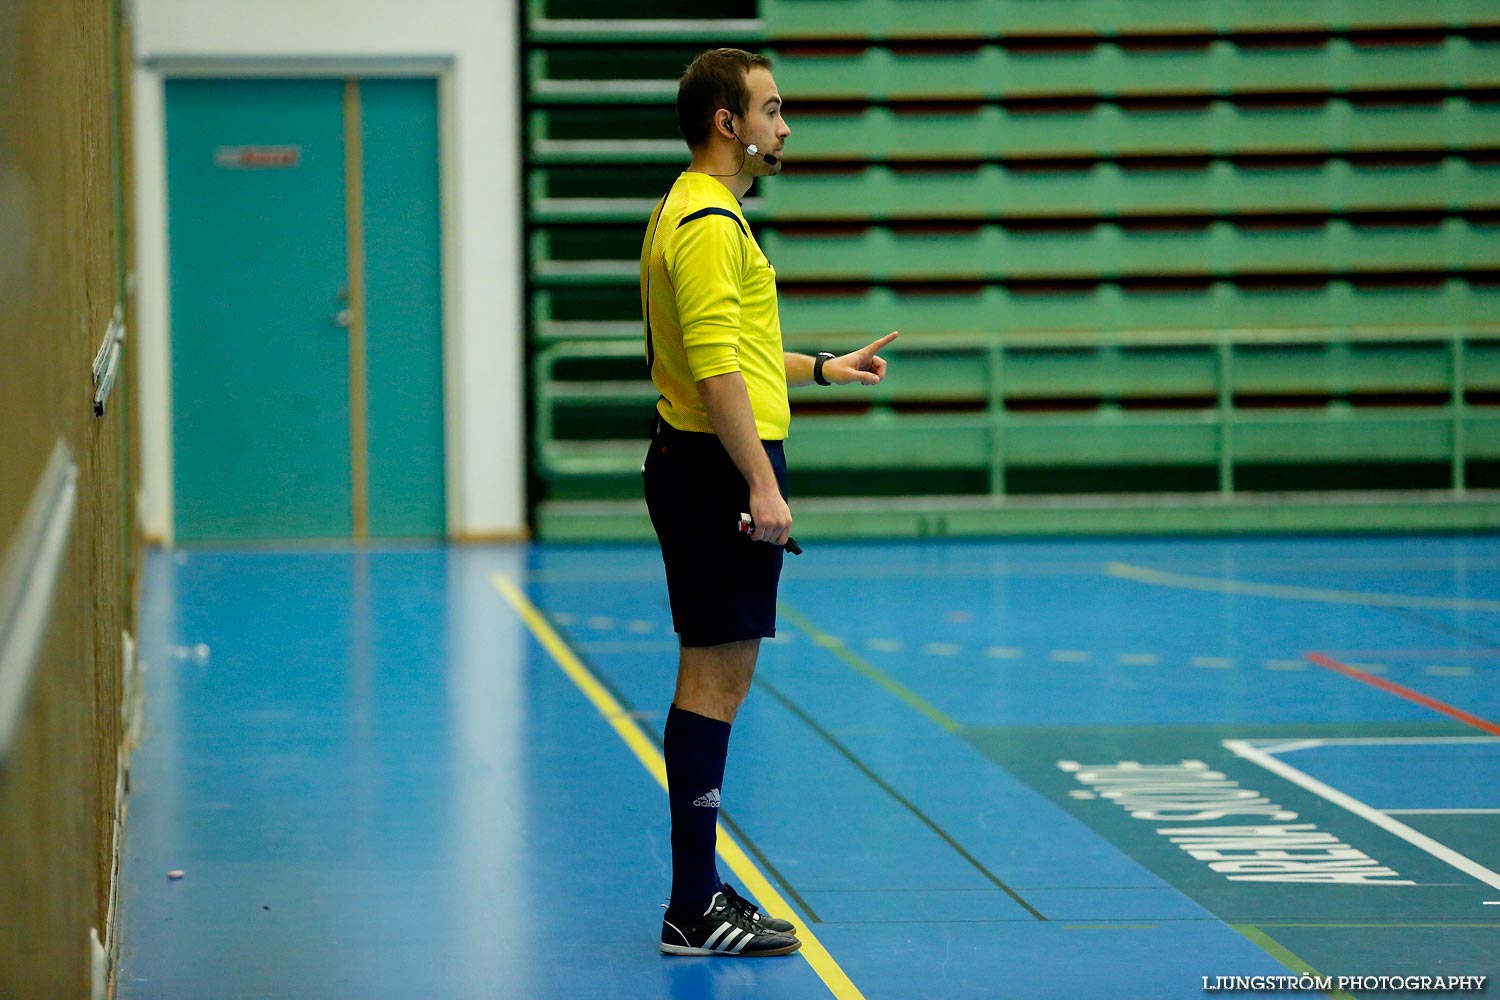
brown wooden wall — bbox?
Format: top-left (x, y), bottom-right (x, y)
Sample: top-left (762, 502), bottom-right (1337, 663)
top-left (0, 0), bottom-right (138, 995)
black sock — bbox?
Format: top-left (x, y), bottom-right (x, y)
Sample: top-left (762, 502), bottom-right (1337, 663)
top-left (662, 704), bottom-right (731, 921)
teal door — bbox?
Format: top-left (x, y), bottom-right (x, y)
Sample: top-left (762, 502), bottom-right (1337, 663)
top-left (166, 77), bottom-right (445, 542)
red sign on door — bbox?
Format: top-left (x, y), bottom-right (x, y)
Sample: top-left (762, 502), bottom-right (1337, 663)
top-left (213, 146), bottom-right (301, 169)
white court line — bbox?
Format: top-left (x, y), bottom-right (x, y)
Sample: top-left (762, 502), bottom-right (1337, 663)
top-left (1109, 561), bottom-right (1500, 613)
top-left (1383, 809), bottom-right (1500, 815)
top-left (1251, 739), bottom-right (1327, 757)
top-left (1223, 739), bottom-right (1500, 893)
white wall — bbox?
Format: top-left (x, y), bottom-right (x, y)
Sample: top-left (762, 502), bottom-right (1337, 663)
top-left (132, 0), bottom-right (526, 542)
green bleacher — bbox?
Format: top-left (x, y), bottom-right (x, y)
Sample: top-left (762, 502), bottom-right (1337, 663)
top-left (523, 0), bottom-right (1500, 539)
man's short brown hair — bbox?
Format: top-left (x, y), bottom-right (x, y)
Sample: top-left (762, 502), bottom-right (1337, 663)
top-left (676, 48), bottom-right (773, 150)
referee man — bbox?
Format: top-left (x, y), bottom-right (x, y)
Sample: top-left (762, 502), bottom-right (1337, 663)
top-left (641, 47), bottom-right (898, 957)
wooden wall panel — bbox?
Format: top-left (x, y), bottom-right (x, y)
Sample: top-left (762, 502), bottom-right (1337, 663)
top-left (0, 0), bottom-right (137, 996)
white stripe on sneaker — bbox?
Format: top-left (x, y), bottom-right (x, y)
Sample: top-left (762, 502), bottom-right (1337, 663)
top-left (731, 930), bottom-right (751, 953)
top-left (704, 922), bottom-right (736, 951)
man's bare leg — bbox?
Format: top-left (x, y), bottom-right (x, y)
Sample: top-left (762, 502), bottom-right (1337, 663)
top-left (674, 638), bottom-right (760, 723)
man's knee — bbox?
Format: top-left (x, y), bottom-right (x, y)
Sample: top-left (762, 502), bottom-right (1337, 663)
top-left (675, 639), bottom-right (760, 720)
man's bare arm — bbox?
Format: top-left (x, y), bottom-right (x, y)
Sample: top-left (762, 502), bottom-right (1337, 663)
top-left (697, 371), bottom-right (792, 546)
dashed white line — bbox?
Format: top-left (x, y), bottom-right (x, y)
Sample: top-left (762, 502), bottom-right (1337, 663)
top-left (577, 640), bottom-right (678, 654)
top-left (1426, 665), bottom-right (1473, 677)
top-left (1050, 650), bottom-right (1090, 663)
top-left (987, 647), bottom-right (1024, 659)
top-left (586, 616), bottom-right (615, 630)
top-left (866, 638), bottom-right (904, 653)
top-left (1118, 653), bottom-right (1159, 666)
top-left (1347, 662), bottom-right (1388, 674)
top-left (1191, 656), bottom-right (1234, 669)
top-left (626, 620), bottom-right (655, 634)
top-left (923, 643), bottom-right (962, 657)
top-left (551, 612), bottom-right (577, 626)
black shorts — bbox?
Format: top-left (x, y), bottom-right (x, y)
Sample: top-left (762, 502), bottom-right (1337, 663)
top-left (643, 421), bottom-right (789, 647)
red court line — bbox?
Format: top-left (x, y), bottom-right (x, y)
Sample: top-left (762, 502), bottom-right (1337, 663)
top-left (1306, 652), bottom-right (1500, 736)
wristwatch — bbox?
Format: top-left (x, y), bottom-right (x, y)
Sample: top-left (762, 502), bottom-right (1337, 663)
top-left (813, 352), bottom-right (836, 386)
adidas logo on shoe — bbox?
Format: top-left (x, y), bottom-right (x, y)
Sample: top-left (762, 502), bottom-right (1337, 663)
top-left (693, 788), bottom-right (721, 808)
top-left (660, 892), bottom-right (801, 957)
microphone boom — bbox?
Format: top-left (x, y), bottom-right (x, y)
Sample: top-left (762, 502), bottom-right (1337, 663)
top-left (745, 142), bottom-right (779, 167)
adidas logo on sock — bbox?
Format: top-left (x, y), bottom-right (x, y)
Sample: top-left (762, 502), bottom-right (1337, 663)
top-left (693, 788), bottom-right (721, 808)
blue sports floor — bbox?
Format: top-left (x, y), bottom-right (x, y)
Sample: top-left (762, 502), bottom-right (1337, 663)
top-left (118, 535), bottom-right (1500, 998)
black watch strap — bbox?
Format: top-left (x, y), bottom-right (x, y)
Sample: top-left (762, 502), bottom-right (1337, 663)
top-left (813, 352), bottom-right (836, 386)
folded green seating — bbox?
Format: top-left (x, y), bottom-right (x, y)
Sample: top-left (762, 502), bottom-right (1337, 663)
top-left (767, 38), bottom-right (1499, 102)
top-left (524, 1), bottom-right (1500, 533)
top-left (757, 0), bottom-right (1500, 40)
top-left (530, 99), bottom-right (1500, 162)
top-left (750, 158), bottom-right (1500, 222)
top-left (529, 220), bottom-right (1500, 285)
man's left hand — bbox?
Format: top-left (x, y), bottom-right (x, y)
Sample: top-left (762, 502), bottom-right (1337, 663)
top-left (824, 331), bottom-right (899, 386)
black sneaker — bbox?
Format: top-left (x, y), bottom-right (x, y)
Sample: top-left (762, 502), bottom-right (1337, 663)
top-left (721, 883), bottom-right (797, 934)
top-left (660, 892), bottom-right (802, 957)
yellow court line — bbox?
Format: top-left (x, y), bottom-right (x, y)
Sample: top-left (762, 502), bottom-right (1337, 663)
top-left (491, 574), bottom-right (866, 1000)
top-left (1107, 561), bottom-right (1500, 614)
top-left (1233, 925), bottom-right (1357, 1000)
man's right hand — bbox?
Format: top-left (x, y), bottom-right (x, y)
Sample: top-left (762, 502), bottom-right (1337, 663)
top-left (748, 483), bottom-right (792, 547)
top-left (698, 370), bottom-right (793, 547)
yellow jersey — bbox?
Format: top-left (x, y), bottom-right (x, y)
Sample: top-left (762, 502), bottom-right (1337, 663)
top-left (640, 172), bottom-right (789, 440)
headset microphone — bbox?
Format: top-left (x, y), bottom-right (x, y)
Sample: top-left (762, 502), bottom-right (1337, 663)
top-left (745, 143), bottom-right (779, 166)
top-left (725, 119), bottom-right (779, 166)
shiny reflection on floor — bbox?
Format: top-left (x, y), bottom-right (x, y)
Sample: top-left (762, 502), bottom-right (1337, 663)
top-left (118, 545), bottom-right (829, 999)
